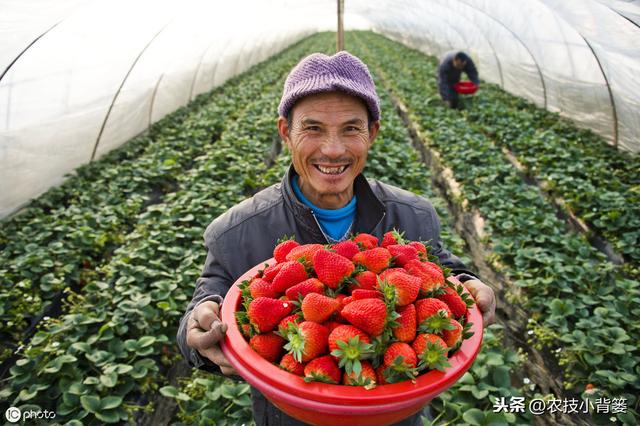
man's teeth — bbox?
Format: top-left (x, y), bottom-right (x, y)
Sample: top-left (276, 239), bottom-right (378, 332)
top-left (317, 165), bottom-right (347, 174)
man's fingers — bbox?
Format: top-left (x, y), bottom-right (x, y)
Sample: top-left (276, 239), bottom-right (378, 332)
top-left (192, 302), bottom-right (221, 331)
top-left (463, 279), bottom-right (497, 326)
top-left (199, 346), bottom-right (237, 375)
top-left (187, 318), bottom-right (227, 349)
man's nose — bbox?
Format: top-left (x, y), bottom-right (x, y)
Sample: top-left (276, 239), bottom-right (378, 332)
top-left (320, 132), bottom-right (346, 157)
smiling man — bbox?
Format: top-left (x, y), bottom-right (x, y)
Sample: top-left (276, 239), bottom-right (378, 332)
top-left (178, 51), bottom-right (496, 425)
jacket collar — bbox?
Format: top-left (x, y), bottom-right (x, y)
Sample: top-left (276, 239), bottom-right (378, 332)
top-left (281, 165), bottom-right (386, 236)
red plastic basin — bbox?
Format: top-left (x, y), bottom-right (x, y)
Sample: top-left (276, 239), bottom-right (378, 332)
top-left (221, 258), bottom-right (483, 426)
top-left (454, 81), bottom-right (478, 94)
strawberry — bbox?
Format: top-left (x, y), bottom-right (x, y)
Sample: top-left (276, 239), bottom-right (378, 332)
top-left (301, 293), bottom-right (341, 323)
top-left (248, 297), bottom-right (293, 333)
top-left (328, 325), bottom-right (373, 375)
top-left (273, 239), bottom-right (300, 263)
top-left (436, 285), bottom-right (468, 318)
top-left (279, 353), bottom-right (306, 376)
top-left (378, 267), bottom-right (405, 281)
top-left (387, 244), bottom-right (419, 267)
top-left (379, 270), bottom-right (421, 306)
top-left (332, 240), bottom-right (360, 260)
top-left (352, 247), bottom-right (392, 274)
top-left (380, 230), bottom-right (404, 248)
top-left (340, 298), bottom-right (387, 337)
top-left (351, 289), bottom-right (383, 300)
top-left (304, 355), bottom-right (341, 384)
top-left (322, 320), bottom-right (343, 334)
top-left (408, 241), bottom-right (428, 260)
top-left (286, 243), bottom-right (324, 267)
top-left (412, 333), bottom-right (450, 372)
top-left (248, 278), bottom-right (278, 299)
top-left (382, 342), bottom-right (418, 383)
top-left (262, 262), bottom-right (284, 282)
top-left (350, 270), bottom-right (378, 291)
top-left (343, 360), bottom-right (376, 388)
top-left (392, 303), bottom-right (416, 342)
top-left (313, 249), bottom-right (355, 289)
top-left (415, 298), bottom-right (453, 334)
top-left (441, 318), bottom-right (463, 348)
top-left (375, 365), bottom-right (388, 385)
top-left (278, 314), bottom-right (301, 333)
top-left (353, 233), bottom-right (379, 250)
top-left (285, 278), bottom-right (325, 301)
top-left (250, 332), bottom-right (285, 362)
top-left (271, 261), bottom-right (308, 293)
top-left (403, 260), bottom-right (445, 293)
top-left (284, 321), bottom-right (329, 362)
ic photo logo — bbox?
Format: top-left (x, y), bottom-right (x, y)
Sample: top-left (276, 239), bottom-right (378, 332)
top-left (5, 407), bottom-right (21, 423)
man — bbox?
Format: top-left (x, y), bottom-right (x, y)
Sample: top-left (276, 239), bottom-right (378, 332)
top-left (178, 51), bottom-right (496, 425)
top-left (437, 51), bottom-right (479, 109)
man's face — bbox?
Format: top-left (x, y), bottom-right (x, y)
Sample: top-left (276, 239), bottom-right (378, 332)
top-left (453, 58), bottom-right (466, 70)
top-left (278, 91), bottom-right (379, 209)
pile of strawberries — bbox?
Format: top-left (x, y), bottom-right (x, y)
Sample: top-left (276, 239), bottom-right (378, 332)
top-left (235, 231), bottom-right (475, 388)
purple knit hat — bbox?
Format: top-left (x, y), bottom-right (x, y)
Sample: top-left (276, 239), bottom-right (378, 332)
top-left (278, 51), bottom-right (380, 121)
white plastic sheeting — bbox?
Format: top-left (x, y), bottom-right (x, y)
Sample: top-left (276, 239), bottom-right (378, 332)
top-left (1, 0), bottom-right (639, 218)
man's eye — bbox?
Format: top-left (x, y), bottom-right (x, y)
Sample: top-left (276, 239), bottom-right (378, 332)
top-left (305, 126), bottom-right (320, 131)
top-left (345, 126), bottom-right (361, 132)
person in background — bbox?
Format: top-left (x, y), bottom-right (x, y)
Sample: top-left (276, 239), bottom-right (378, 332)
top-left (178, 51), bottom-right (496, 426)
top-left (437, 51), bottom-right (479, 109)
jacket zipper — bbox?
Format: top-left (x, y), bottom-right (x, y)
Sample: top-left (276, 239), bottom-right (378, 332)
top-left (309, 210), bottom-right (330, 244)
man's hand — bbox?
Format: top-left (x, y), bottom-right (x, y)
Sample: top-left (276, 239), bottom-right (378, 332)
top-left (461, 279), bottom-right (496, 326)
top-left (185, 301), bottom-right (237, 375)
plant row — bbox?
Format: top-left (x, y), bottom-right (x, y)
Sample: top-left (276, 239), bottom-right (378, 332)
top-left (0, 33), bottom-right (335, 425)
top-left (0, 35), bottom-right (327, 362)
top-left (351, 31), bottom-right (639, 425)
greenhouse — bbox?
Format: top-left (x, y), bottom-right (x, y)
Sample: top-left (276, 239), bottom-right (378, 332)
top-left (0, 0), bottom-right (638, 425)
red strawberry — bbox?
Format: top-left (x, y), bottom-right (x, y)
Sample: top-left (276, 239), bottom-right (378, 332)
top-left (271, 261), bottom-right (308, 293)
top-left (304, 355), bottom-right (341, 384)
top-left (378, 267), bottom-right (405, 281)
top-left (262, 262), bottom-right (284, 282)
top-left (285, 278), bottom-right (325, 301)
top-left (352, 247), bottom-right (392, 274)
top-left (278, 314), bottom-right (301, 333)
top-left (284, 321), bottom-right (329, 362)
top-left (351, 289), bottom-right (383, 300)
top-left (274, 239), bottom-right (300, 263)
top-left (379, 270), bottom-right (421, 306)
top-left (412, 333), bottom-right (450, 372)
top-left (384, 342), bottom-right (417, 369)
top-left (383, 342), bottom-right (418, 382)
top-left (415, 298), bottom-right (451, 322)
top-left (350, 270), bottom-right (378, 291)
top-left (322, 320), bottom-right (343, 334)
top-left (353, 233), bottom-right (378, 250)
top-left (392, 303), bottom-right (416, 342)
top-left (248, 297), bottom-right (293, 333)
top-left (332, 240), bottom-right (360, 260)
top-left (441, 319), bottom-right (463, 348)
top-left (250, 332), bottom-right (285, 362)
top-left (408, 241), bottom-right (428, 260)
top-left (404, 260), bottom-right (445, 293)
top-left (340, 298), bottom-right (387, 337)
top-left (343, 360), bottom-right (377, 388)
top-left (313, 249), bottom-right (355, 289)
top-left (415, 298), bottom-right (453, 334)
top-left (387, 244), bottom-right (419, 267)
top-left (248, 278), bottom-right (278, 299)
top-left (328, 325), bottom-right (373, 375)
top-left (286, 243), bottom-right (324, 267)
top-left (380, 230), bottom-right (404, 248)
top-left (279, 353), bottom-right (306, 376)
top-left (375, 365), bottom-right (388, 385)
top-left (436, 286), bottom-right (468, 318)
top-left (301, 293), bottom-right (341, 323)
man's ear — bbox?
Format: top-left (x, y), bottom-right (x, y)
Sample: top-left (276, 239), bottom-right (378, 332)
top-left (368, 120), bottom-right (381, 146)
top-left (277, 116), bottom-right (291, 150)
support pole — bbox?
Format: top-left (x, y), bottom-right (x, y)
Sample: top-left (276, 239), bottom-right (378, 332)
top-left (337, 0), bottom-right (344, 52)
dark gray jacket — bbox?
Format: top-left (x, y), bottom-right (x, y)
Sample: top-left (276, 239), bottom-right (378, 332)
top-left (177, 165), bottom-right (476, 425)
top-left (437, 51), bottom-right (479, 87)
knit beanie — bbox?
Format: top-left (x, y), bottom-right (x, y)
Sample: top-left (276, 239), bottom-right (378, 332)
top-left (278, 51), bottom-right (380, 121)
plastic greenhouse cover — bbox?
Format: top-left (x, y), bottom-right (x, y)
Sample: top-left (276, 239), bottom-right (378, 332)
top-left (0, 0), bottom-right (639, 219)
